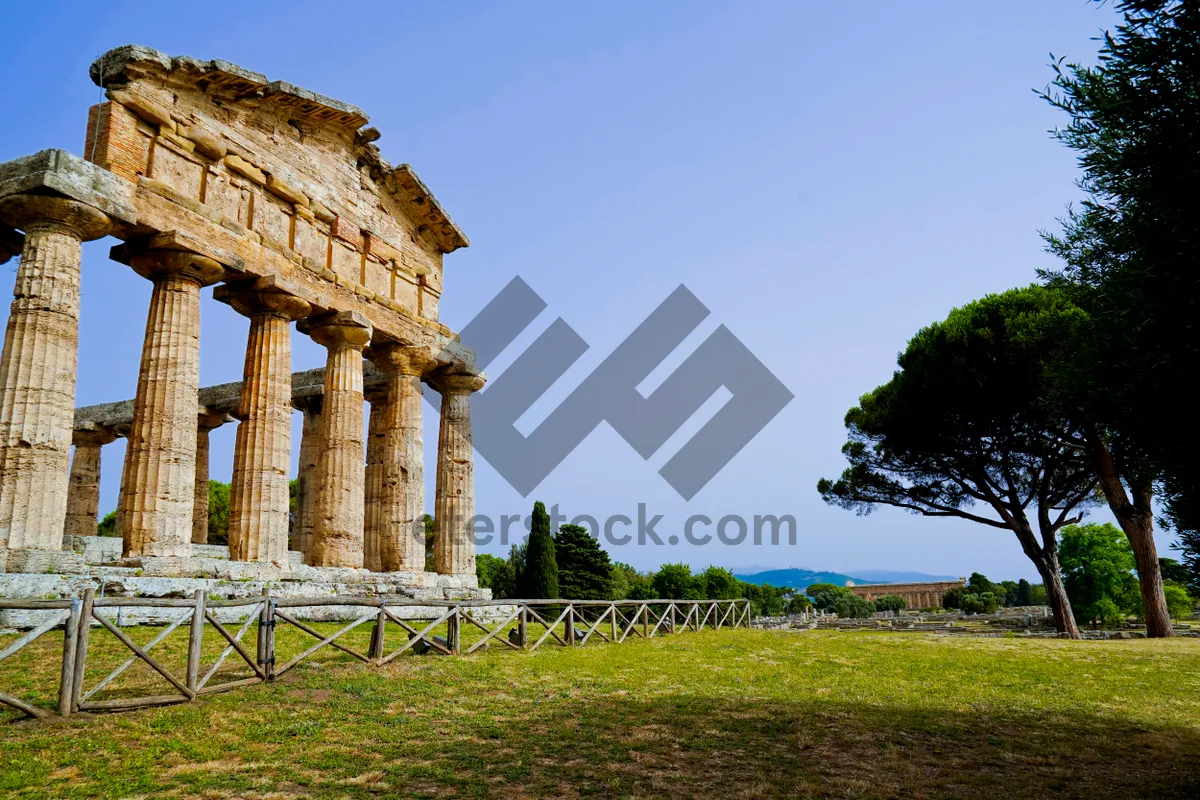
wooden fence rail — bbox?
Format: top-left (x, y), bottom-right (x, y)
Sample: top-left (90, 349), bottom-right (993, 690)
top-left (0, 592), bottom-right (750, 720)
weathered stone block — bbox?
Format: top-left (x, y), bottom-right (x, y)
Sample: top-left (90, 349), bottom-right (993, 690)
top-left (4, 550), bottom-right (87, 574)
top-left (224, 154), bottom-right (266, 185)
top-left (0, 149), bottom-right (137, 225)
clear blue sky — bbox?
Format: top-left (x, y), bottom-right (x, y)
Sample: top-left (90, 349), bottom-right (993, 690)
top-left (2, 1), bottom-right (1160, 580)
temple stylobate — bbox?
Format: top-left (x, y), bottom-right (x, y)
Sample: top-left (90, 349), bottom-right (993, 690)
top-left (0, 45), bottom-right (485, 593)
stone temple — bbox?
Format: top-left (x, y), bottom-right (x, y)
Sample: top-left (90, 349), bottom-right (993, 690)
top-left (0, 45), bottom-right (489, 608)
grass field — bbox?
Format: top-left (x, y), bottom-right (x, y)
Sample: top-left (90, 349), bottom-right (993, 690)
top-left (2, 620), bottom-right (1199, 799)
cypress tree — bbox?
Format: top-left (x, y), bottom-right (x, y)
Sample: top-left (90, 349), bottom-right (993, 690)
top-left (555, 524), bottom-right (615, 600)
top-left (1017, 578), bottom-right (1033, 606)
top-left (520, 501), bottom-right (559, 599)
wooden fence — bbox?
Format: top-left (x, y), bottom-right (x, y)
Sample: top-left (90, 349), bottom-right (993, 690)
top-left (0, 591), bottom-right (750, 720)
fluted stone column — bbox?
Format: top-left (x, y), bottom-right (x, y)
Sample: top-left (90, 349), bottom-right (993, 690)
top-left (0, 196), bottom-right (110, 558)
top-left (299, 312), bottom-right (372, 568)
top-left (119, 249), bottom-right (223, 558)
top-left (193, 410), bottom-right (228, 545)
top-left (224, 289), bottom-right (310, 566)
top-left (363, 386), bottom-right (387, 572)
top-left (429, 370), bottom-right (485, 576)
top-left (292, 395), bottom-right (322, 562)
top-left (369, 344), bottom-right (437, 573)
top-left (63, 427), bottom-right (118, 542)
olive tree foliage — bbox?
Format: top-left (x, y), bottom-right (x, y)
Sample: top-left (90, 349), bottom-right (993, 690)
top-left (818, 287), bottom-right (1097, 638)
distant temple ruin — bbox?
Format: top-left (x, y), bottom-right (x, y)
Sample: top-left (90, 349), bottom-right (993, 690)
top-left (0, 45), bottom-right (486, 599)
top-left (846, 579), bottom-right (966, 610)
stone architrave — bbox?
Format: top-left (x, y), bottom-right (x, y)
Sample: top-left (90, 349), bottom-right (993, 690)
top-left (119, 249), bottom-right (223, 558)
top-left (193, 409), bottom-right (229, 545)
top-left (369, 344), bottom-right (437, 572)
top-left (292, 395), bottom-right (322, 562)
top-left (223, 288), bottom-right (310, 566)
top-left (0, 195), bottom-right (110, 558)
top-left (299, 312), bottom-right (372, 569)
top-left (429, 369), bottom-right (485, 576)
top-left (63, 426), bottom-right (118, 541)
top-left (362, 386), bottom-right (388, 572)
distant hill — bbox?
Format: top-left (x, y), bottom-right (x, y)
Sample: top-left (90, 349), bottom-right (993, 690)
top-left (733, 568), bottom-right (868, 589)
top-left (848, 569), bottom-right (961, 584)
top-left (733, 567), bottom-right (962, 589)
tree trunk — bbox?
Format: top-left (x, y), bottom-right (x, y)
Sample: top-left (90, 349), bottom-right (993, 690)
top-left (1010, 516), bottom-right (1081, 639)
top-left (1038, 554), bottom-right (1081, 639)
top-left (1085, 432), bottom-right (1174, 637)
top-left (1123, 488), bottom-right (1174, 637)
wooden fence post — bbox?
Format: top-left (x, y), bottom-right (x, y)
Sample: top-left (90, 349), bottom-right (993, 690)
top-left (610, 604), bottom-right (617, 642)
top-left (369, 604), bottom-right (387, 663)
top-left (447, 607), bottom-right (461, 654)
top-left (564, 605), bottom-right (575, 646)
top-left (518, 604), bottom-right (528, 647)
top-left (58, 597), bottom-right (81, 716)
top-left (186, 590), bottom-right (205, 694)
top-left (71, 587), bottom-right (95, 712)
top-left (642, 604), bottom-right (649, 638)
top-left (257, 587), bottom-right (274, 680)
top-left (669, 603), bottom-right (676, 635)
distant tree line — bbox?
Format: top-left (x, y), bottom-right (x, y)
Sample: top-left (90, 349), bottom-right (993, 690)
top-left (475, 501), bottom-right (814, 616)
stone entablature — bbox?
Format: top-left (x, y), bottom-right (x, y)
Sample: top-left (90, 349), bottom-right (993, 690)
top-left (847, 579), bottom-right (966, 610)
top-left (85, 45), bottom-right (463, 328)
top-left (0, 45), bottom-right (485, 581)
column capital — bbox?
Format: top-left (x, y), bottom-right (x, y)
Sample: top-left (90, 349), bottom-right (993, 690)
top-left (292, 393), bottom-right (323, 414)
top-left (215, 284), bottom-right (311, 321)
top-left (367, 342), bottom-right (438, 377)
top-left (299, 310), bottom-right (372, 351)
top-left (427, 368), bottom-right (486, 395)
top-left (128, 248), bottom-right (224, 286)
top-left (197, 408), bottom-right (231, 431)
top-left (72, 426), bottom-right (118, 448)
top-left (0, 194), bottom-right (111, 241)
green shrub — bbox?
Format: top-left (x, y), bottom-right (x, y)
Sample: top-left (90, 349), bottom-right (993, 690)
top-left (874, 594), bottom-right (906, 613)
top-left (785, 594), bottom-right (813, 615)
top-left (961, 591), bottom-right (1002, 615)
top-left (942, 586), bottom-right (966, 610)
top-left (806, 582), bottom-right (854, 611)
top-left (96, 510), bottom-right (118, 537)
top-left (699, 566), bottom-right (741, 600)
top-left (1164, 582), bottom-right (1194, 620)
top-left (207, 480), bottom-right (230, 545)
top-left (833, 593), bottom-right (875, 619)
top-left (652, 563), bottom-right (703, 600)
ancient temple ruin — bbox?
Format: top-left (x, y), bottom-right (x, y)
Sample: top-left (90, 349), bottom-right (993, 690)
top-left (0, 45), bottom-right (487, 601)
